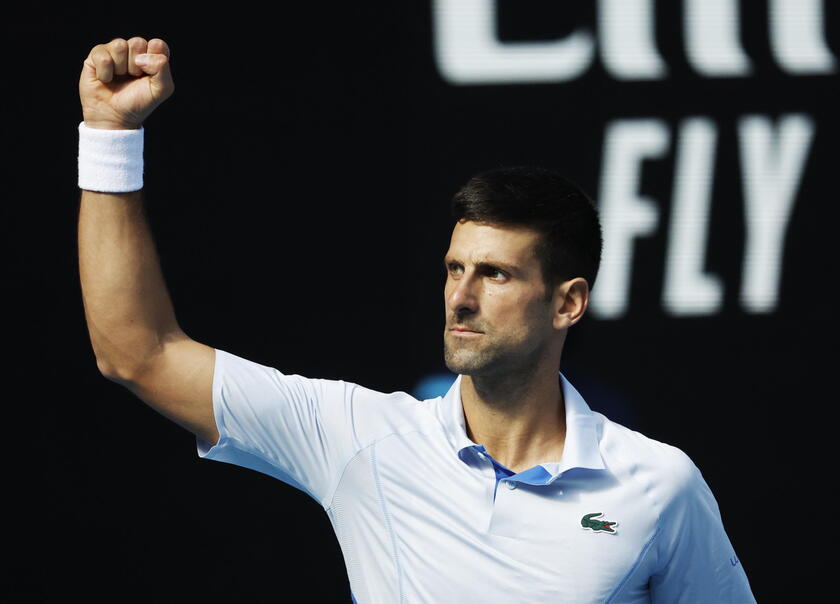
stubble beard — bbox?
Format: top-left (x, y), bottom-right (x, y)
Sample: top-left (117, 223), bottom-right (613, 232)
top-left (443, 335), bottom-right (498, 376)
top-left (443, 294), bottom-right (555, 392)
top-left (443, 328), bottom-right (546, 382)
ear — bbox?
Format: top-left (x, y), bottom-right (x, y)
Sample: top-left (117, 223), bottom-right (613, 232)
top-left (552, 277), bottom-right (590, 330)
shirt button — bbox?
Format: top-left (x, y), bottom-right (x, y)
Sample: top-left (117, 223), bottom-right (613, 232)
top-left (506, 481), bottom-right (517, 490)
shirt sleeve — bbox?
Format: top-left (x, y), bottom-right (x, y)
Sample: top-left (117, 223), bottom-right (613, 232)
top-left (196, 349), bottom-right (364, 506)
top-left (650, 453), bottom-right (756, 603)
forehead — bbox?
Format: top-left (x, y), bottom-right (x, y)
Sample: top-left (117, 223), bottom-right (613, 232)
top-left (445, 220), bottom-right (542, 267)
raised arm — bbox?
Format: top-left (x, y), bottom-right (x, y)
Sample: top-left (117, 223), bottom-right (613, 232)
top-left (78, 37), bottom-right (219, 444)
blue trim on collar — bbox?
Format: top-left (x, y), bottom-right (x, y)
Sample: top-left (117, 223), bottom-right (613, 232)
top-left (512, 465), bottom-right (553, 485)
top-left (442, 372), bottom-right (606, 482)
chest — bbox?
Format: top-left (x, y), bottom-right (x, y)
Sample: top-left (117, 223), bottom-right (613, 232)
top-left (345, 431), bottom-right (659, 602)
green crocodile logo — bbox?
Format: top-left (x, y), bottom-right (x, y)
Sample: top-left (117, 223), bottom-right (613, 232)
top-left (581, 512), bottom-right (618, 534)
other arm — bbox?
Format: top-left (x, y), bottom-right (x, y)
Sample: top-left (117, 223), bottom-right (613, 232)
top-left (78, 37), bottom-right (219, 444)
top-left (650, 453), bottom-right (756, 603)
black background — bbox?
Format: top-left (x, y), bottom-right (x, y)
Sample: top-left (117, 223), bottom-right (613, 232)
top-left (4, 3), bottom-right (836, 602)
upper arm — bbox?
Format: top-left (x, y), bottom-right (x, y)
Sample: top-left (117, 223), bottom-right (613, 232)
top-left (202, 351), bottom-right (364, 503)
top-left (117, 333), bottom-right (219, 445)
top-left (650, 453), bottom-right (756, 603)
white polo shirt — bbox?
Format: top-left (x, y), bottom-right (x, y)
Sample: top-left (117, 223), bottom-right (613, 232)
top-left (198, 349), bottom-right (755, 603)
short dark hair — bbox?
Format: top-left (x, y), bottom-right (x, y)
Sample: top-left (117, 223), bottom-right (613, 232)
top-left (451, 165), bottom-right (602, 294)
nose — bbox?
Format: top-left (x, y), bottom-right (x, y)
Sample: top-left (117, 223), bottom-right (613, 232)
top-left (446, 272), bottom-right (479, 315)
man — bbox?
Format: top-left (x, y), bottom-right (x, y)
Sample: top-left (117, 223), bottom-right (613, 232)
top-left (78, 37), bottom-right (756, 603)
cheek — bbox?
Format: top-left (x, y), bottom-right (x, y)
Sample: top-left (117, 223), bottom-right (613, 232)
top-left (515, 298), bottom-right (554, 332)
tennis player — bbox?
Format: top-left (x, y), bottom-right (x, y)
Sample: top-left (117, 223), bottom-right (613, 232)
top-left (78, 37), bottom-right (756, 603)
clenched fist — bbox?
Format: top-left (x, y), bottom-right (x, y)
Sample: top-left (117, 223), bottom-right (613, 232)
top-left (79, 37), bottom-right (174, 130)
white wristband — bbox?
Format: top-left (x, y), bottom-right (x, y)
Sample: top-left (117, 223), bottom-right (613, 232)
top-left (78, 121), bottom-right (144, 192)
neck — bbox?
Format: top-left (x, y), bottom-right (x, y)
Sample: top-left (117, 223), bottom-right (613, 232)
top-left (460, 358), bottom-right (566, 473)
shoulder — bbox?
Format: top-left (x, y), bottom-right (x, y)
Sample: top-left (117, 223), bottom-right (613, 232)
top-left (343, 381), bottom-right (432, 425)
top-left (597, 414), bottom-right (705, 504)
top-left (301, 377), bottom-right (442, 448)
top-left (213, 348), bottom-right (434, 444)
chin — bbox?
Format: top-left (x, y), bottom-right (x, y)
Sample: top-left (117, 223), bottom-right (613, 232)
top-left (444, 346), bottom-right (496, 376)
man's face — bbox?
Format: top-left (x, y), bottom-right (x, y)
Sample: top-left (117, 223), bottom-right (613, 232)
top-left (443, 220), bottom-right (557, 377)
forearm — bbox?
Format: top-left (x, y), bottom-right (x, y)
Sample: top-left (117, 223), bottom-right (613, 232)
top-left (78, 189), bottom-right (183, 380)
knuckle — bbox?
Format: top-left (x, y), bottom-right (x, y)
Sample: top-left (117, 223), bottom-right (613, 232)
top-left (127, 36), bottom-right (148, 48)
top-left (109, 38), bottom-right (128, 53)
top-left (149, 38), bottom-right (169, 51)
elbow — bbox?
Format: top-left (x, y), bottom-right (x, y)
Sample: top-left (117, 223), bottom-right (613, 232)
top-left (96, 356), bottom-right (119, 380)
top-left (95, 356), bottom-right (139, 386)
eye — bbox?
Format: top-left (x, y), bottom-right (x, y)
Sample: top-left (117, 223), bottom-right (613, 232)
top-left (480, 265), bottom-right (508, 281)
top-left (446, 262), bottom-right (464, 276)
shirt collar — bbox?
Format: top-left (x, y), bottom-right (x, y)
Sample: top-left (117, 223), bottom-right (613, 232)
top-left (439, 373), bottom-right (606, 482)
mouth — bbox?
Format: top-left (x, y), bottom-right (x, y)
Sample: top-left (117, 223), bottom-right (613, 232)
top-left (448, 326), bottom-right (484, 337)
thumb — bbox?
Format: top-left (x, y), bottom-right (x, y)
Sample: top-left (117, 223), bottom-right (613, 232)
top-left (134, 53), bottom-right (174, 98)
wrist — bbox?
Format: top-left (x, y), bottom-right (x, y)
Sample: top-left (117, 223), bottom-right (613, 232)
top-left (81, 104), bottom-right (143, 131)
top-left (82, 119), bottom-right (142, 131)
